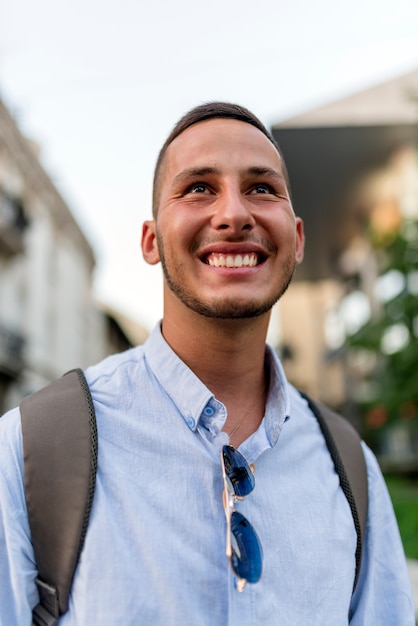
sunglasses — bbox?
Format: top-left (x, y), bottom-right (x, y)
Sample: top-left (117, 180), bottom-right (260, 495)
top-left (221, 444), bottom-right (263, 591)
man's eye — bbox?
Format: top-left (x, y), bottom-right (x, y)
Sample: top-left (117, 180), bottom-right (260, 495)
top-left (189, 183), bottom-right (208, 193)
top-left (251, 184), bottom-right (273, 194)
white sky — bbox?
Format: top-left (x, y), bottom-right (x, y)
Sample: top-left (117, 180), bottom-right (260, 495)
top-left (1, 0), bottom-right (418, 332)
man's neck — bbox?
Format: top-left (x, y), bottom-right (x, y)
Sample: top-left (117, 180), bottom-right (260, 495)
top-left (161, 304), bottom-right (271, 446)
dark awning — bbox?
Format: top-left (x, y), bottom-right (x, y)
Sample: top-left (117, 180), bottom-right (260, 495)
top-left (272, 124), bottom-right (418, 281)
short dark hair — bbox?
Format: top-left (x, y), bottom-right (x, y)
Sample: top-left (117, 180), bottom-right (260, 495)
top-left (152, 101), bottom-right (290, 216)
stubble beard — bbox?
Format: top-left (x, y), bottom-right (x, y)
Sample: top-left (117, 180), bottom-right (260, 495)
top-left (158, 238), bottom-right (296, 320)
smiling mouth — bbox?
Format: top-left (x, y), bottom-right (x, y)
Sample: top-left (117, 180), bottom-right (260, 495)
top-left (204, 252), bottom-right (263, 268)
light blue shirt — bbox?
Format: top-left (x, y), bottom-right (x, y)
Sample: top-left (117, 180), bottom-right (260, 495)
top-left (0, 323), bottom-right (414, 625)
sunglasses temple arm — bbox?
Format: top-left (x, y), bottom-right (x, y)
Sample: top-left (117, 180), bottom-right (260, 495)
top-left (223, 486), bottom-right (233, 558)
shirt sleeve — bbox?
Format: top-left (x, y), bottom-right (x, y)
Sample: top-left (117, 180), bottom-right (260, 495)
top-left (0, 408), bottom-right (38, 626)
top-left (349, 442), bottom-right (415, 625)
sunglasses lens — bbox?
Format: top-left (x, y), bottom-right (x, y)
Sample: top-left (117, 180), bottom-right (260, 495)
top-left (222, 445), bottom-right (255, 497)
top-left (230, 511), bottom-right (263, 583)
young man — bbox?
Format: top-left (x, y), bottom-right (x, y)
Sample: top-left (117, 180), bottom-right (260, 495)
top-left (0, 102), bottom-right (414, 624)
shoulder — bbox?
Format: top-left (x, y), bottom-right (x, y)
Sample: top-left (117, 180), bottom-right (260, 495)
top-left (83, 345), bottom-right (150, 420)
top-left (86, 344), bottom-right (145, 378)
top-left (85, 345), bottom-right (145, 391)
top-left (0, 406), bottom-right (23, 465)
top-left (360, 442), bottom-right (393, 510)
top-left (0, 406), bottom-right (26, 515)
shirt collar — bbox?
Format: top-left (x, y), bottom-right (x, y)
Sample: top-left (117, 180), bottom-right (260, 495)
top-left (144, 323), bottom-right (214, 431)
top-left (263, 345), bottom-right (291, 443)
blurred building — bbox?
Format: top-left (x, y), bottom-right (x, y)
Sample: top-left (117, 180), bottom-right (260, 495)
top-left (100, 304), bottom-right (148, 356)
top-left (271, 67), bottom-right (418, 418)
top-left (0, 97), bottom-right (147, 413)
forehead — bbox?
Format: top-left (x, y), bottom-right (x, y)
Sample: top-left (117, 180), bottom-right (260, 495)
top-left (162, 118), bottom-right (284, 181)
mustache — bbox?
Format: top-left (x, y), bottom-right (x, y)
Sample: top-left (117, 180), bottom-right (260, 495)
top-left (190, 235), bottom-right (277, 255)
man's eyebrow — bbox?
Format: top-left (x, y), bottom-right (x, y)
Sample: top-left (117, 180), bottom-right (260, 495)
top-left (171, 165), bottom-right (286, 187)
top-left (172, 167), bottom-right (219, 186)
top-left (244, 166), bottom-right (285, 182)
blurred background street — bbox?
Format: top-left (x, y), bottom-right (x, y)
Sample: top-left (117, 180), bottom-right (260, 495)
top-left (0, 0), bottom-right (417, 615)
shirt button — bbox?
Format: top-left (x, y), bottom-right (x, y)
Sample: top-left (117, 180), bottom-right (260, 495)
top-left (187, 416), bottom-right (196, 429)
top-left (203, 406), bottom-right (215, 417)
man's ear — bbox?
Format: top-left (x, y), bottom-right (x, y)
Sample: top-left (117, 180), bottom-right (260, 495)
top-left (295, 217), bottom-right (305, 265)
top-left (141, 220), bottom-right (160, 265)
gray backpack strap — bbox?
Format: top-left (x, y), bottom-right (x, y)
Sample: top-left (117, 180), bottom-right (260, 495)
top-left (300, 392), bottom-right (368, 593)
top-left (20, 368), bottom-right (98, 625)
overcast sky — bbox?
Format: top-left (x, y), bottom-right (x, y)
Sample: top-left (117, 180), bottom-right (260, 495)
top-left (1, 0), bottom-right (418, 331)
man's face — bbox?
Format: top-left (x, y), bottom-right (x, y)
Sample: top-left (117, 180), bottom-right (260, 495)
top-left (142, 118), bottom-right (304, 320)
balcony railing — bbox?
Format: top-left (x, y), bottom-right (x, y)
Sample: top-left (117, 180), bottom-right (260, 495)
top-left (0, 191), bottom-right (28, 257)
top-left (0, 325), bottom-right (24, 377)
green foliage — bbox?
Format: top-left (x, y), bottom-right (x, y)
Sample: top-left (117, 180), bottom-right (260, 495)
top-left (385, 474), bottom-right (418, 560)
top-left (347, 219), bottom-right (418, 430)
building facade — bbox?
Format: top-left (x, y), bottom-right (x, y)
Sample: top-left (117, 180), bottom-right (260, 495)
top-left (271, 68), bottom-right (418, 420)
top-left (0, 98), bottom-right (146, 414)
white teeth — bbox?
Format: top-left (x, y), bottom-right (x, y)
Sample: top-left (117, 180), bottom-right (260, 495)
top-left (207, 253), bottom-right (258, 268)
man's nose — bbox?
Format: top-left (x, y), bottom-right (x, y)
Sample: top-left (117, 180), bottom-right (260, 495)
top-left (211, 187), bottom-right (255, 233)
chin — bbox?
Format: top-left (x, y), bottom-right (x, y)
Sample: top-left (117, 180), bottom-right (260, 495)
top-left (179, 294), bottom-right (279, 320)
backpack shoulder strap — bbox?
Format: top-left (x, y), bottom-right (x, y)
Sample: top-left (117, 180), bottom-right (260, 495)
top-left (299, 392), bottom-right (368, 593)
top-left (20, 368), bottom-right (98, 625)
